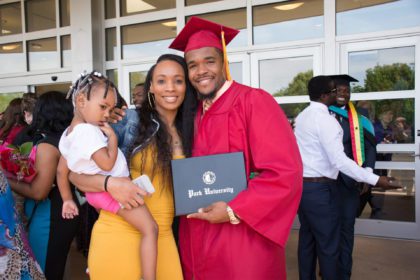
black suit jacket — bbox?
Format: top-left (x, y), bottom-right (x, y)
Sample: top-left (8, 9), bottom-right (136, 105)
top-left (337, 111), bottom-right (377, 191)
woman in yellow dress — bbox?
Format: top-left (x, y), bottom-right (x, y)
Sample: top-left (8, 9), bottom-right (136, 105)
top-left (70, 54), bottom-right (197, 280)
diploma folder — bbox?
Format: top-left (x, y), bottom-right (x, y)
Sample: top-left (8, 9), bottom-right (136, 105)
top-left (171, 152), bottom-right (247, 216)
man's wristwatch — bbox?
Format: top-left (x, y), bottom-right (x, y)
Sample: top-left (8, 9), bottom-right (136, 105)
top-left (226, 206), bottom-right (240, 225)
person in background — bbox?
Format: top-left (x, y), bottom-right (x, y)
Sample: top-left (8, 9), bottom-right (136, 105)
top-left (392, 116), bottom-right (412, 143)
top-left (370, 107), bottom-right (395, 219)
top-left (0, 98), bottom-right (25, 144)
top-left (0, 170), bottom-right (45, 280)
top-left (294, 75), bottom-right (399, 280)
top-left (13, 92), bottom-right (38, 146)
top-left (9, 92), bottom-right (80, 280)
top-left (132, 83), bottom-right (146, 109)
top-left (169, 17), bottom-right (303, 279)
top-left (329, 74), bottom-right (377, 279)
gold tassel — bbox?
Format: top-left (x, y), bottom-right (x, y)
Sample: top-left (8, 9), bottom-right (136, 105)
top-left (221, 30), bottom-right (231, 81)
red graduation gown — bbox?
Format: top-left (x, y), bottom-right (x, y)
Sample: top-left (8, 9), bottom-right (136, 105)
top-left (179, 82), bottom-right (303, 280)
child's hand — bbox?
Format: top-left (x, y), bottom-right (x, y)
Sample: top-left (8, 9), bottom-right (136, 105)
top-left (62, 200), bottom-right (79, 219)
top-left (99, 122), bottom-right (116, 139)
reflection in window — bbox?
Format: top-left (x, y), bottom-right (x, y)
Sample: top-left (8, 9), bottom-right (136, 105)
top-left (120, 0), bottom-right (175, 16)
top-left (253, 0), bottom-right (323, 44)
top-left (0, 2), bottom-right (22, 36)
top-left (27, 37), bottom-right (58, 71)
top-left (105, 0), bottom-right (116, 19)
top-left (129, 71), bottom-right (147, 103)
top-left (0, 42), bottom-right (25, 74)
top-left (229, 62), bottom-right (242, 84)
top-left (355, 98), bottom-right (414, 144)
top-left (187, 9), bottom-right (247, 48)
top-left (60, 0), bottom-right (70, 27)
top-left (61, 35), bottom-right (71, 68)
top-left (106, 69), bottom-right (118, 88)
top-left (122, 20), bottom-right (176, 59)
top-left (337, 0), bottom-right (420, 36)
top-left (26, 0), bottom-right (56, 32)
top-left (349, 46), bottom-right (415, 92)
top-left (359, 168), bottom-right (414, 222)
top-left (259, 56), bottom-right (313, 95)
top-left (185, 0), bottom-right (220, 5)
top-left (106, 28), bottom-right (117, 61)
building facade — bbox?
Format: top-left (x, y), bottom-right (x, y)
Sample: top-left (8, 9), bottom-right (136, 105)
top-left (0, 0), bottom-right (419, 239)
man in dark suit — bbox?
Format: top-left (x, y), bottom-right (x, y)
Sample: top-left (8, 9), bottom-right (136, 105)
top-left (329, 75), bottom-right (377, 280)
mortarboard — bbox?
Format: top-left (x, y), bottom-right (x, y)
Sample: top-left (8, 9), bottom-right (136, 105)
top-left (169, 16), bottom-right (239, 80)
top-left (329, 74), bottom-right (358, 86)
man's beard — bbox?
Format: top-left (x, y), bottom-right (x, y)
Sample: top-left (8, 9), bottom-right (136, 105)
top-left (197, 90), bottom-right (217, 101)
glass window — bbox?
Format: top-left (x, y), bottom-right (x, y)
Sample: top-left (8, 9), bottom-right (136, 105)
top-left (337, 0), bottom-right (420, 36)
top-left (349, 46), bottom-right (415, 93)
top-left (359, 168), bottom-right (414, 222)
top-left (253, 0), bottom-right (324, 44)
top-left (280, 103), bottom-right (309, 124)
top-left (122, 19), bottom-right (176, 59)
top-left (0, 2), bottom-right (22, 36)
top-left (27, 37), bottom-right (58, 71)
top-left (60, 0), bottom-right (70, 27)
top-left (120, 0), bottom-right (175, 17)
top-left (0, 42), bottom-right (25, 74)
top-left (259, 56), bottom-right (313, 96)
top-left (186, 9), bottom-right (247, 48)
top-left (106, 69), bottom-right (118, 88)
top-left (129, 71), bottom-right (147, 103)
top-left (229, 62), bottom-right (242, 84)
top-left (26, 0), bottom-right (56, 32)
top-left (106, 27), bottom-right (117, 61)
top-left (61, 35), bottom-right (71, 67)
top-left (185, 0), bottom-right (220, 5)
top-left (0, 92), bottom-right (24, 112)
top-left (105, 0), bottom-right (116, 19)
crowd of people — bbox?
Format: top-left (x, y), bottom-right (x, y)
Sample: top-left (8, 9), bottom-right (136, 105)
top-left (0, 16), bottom-right (401, 280)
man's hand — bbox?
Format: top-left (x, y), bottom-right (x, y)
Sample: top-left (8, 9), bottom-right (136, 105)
top-left (109, 106), bottom-right (127, 123)
top-left (375, 176), bottom-right (402, 190)
top-left (107, 176), bottom-right (147, 210)
top-left (187, 201), bottom-right (230, 223)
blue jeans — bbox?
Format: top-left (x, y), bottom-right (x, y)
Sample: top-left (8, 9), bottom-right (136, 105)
top-left (111, 109), bottom-right (139, 157)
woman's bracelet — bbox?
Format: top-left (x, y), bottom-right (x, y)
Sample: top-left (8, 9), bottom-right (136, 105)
top-left (104, 175), bottom-right (112, 192)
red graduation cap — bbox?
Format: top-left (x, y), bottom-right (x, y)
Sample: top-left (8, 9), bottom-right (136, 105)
top-left (169, 16), bottom-right (239, 80)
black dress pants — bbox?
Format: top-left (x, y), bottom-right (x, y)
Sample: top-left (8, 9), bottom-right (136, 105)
top-left (298, 181), bottom-right (340, 280)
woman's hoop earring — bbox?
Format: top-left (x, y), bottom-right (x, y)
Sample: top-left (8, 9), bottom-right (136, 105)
top-left (148, 92), bottom-right (155, 108)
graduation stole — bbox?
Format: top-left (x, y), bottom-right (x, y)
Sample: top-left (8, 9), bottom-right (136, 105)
top-left (329, 103), bottom-right (375, 166)
top-left (347, 102), bottom-right (365, 166)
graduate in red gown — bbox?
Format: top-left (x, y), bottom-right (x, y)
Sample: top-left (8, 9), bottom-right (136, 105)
top-left (169, 17), bottom-right (303, 280)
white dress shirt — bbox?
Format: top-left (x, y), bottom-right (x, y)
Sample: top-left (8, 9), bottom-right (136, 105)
top-left (294, 101), bottom-right (379, 186)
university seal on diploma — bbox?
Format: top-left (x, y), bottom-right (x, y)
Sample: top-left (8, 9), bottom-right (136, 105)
top-left (171, 152), bottom-right (247, 216)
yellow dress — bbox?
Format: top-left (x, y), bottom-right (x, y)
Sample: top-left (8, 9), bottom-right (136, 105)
top-left (88, 146), bottom-right (184, 280)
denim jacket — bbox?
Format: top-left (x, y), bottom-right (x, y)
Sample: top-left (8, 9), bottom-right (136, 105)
top-left (111, 109), bottom-right (160, 159)
top-left (111, 109), bottom-right (139, 158)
